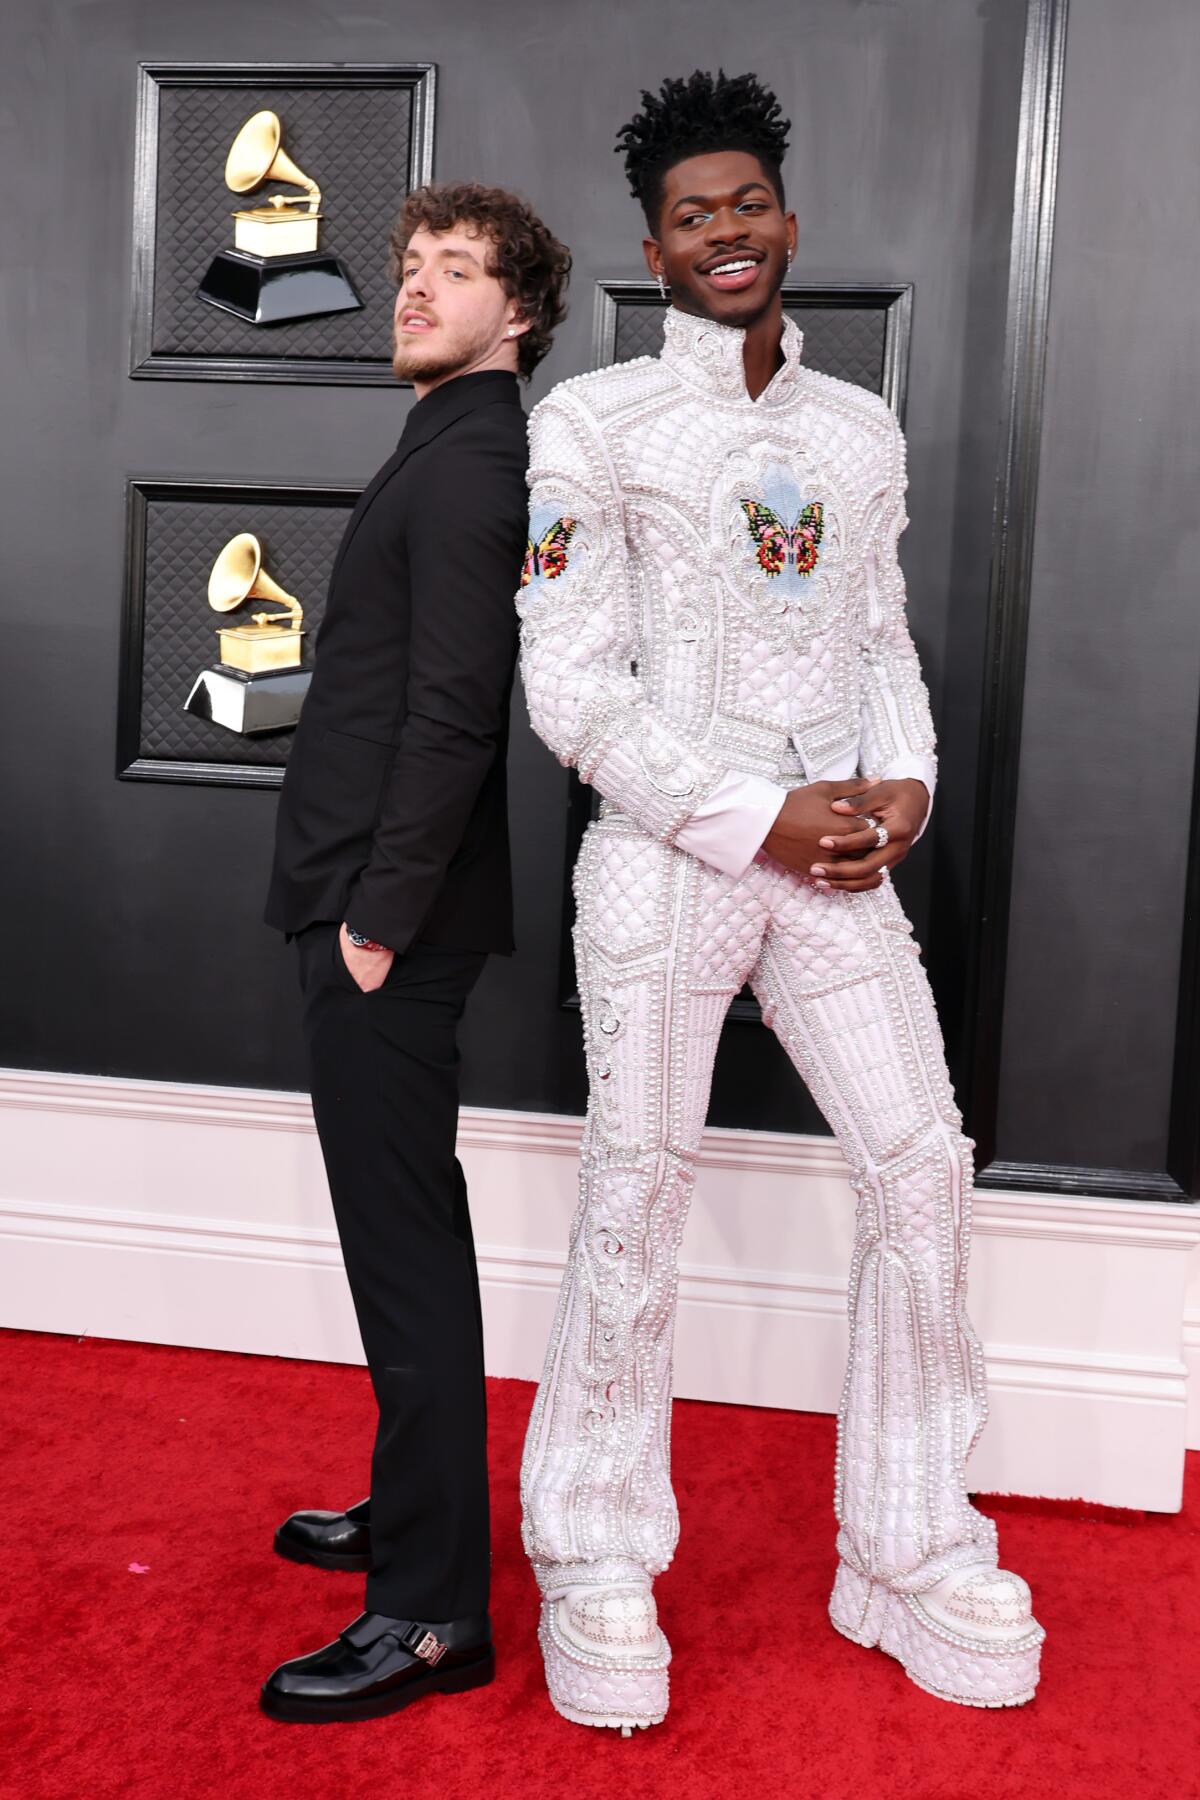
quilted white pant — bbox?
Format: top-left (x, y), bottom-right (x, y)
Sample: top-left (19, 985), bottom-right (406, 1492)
top-left (522, 808), bottom-right (998, 1595)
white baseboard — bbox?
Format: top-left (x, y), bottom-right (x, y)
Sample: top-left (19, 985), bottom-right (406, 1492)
top-left (2, 1068), bottom-right (1197, 1511)
top-left (1185, 1287), bottom-right (1200, 1453)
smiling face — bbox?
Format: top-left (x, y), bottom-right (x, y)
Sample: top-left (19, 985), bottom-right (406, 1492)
top-left (392, 223), bottom-right (527, 388)
top-left (644, 149), bottom-right (796, 330)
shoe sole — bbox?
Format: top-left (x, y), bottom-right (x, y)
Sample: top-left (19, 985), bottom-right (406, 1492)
top-left (539, 1601), bottom-right (669, 1732)
top-left (259, 1649), bottom-right (495, 1723)
top-left (828, 1562), bottom-right (1043, 1708)
top-left (273, 1529), bottom-right (372, 1574)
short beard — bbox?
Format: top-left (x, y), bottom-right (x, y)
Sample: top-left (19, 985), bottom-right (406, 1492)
top-left (392, 315), bottom-right (498, 385)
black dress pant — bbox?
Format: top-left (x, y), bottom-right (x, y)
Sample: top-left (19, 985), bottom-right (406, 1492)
top-left (297, 923), bottom-right (489, 1620)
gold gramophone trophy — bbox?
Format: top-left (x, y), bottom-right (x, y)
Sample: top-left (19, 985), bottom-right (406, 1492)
top-left (197, 110), bottom-right (361, 325)
top-left (183, 533), bottom-right (312, 735)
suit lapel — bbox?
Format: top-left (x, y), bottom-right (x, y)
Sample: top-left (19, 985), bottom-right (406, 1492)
top-left (326, 445), bottom-right (408, 591)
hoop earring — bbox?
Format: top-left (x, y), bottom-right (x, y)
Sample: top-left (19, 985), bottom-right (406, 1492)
top-left (657, 273), bottom-right (668, 301)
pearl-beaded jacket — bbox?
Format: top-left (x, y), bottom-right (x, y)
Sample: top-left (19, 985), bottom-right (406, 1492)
top-left (516, 307), bottom-right (938, 875)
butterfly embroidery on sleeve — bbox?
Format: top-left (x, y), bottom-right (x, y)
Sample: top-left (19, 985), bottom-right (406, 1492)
top-left (520, 516), bottom-right (577, 586)
top-left (739, 498), bottom-right (824, 577)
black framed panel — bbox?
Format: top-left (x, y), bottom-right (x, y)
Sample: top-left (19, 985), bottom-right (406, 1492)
top-left (954, 0), bottom-right (1199, 1202)
top-left (593, 280), bottom-right (913, 424)
top-left (117, 478), bottom-right (359, 788)
top-left (129, 62), bottom-right (435, 385)
top-left (557, 280), bottom-right (914, 1017)
top-left (962, 0), bottom-right (1068, 1178)
top-left (985, 679), bottom-right (1200, 1204)
top-left (1166, 697), bottom-right (1200, 1197)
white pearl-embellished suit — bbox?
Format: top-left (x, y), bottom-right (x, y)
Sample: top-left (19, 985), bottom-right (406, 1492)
top-left (516, 310), bottom-right (1040, 1717)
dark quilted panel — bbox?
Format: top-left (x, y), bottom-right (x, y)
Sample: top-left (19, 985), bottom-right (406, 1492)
top-left (794, 307), bottom-right (886, 391)
top-left (136, 492), bottom-right (356, 768)
top-left (612, 302), bottom-right (670, 364)
top-left (612, 298), bottom-right (886, 394)
top-left (150, 79), bottom-right (415, 365)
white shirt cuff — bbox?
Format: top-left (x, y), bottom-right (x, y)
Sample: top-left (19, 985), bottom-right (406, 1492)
top-left (874, 755), bottom-right (937, 840)
top-left (673, 770), bottom-right (787, 879)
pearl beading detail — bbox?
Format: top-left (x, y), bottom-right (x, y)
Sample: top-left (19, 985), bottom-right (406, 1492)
top-left (517, 313), bottom-right (1034, 1726)
top-left (515, 308), bottom-right (937, 849)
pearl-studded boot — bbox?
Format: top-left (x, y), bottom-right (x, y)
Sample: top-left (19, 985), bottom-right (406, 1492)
top-left (538, 1581), bottom-right (670, 1733)
top-left (829, 1560), bottom-right (1044, 1707)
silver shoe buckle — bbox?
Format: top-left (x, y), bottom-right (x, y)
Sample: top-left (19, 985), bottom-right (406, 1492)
top-left (412, 1629), bottom-right (447, 1666)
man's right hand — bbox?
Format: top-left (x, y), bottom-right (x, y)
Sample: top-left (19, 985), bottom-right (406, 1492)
top-left (762, 779), bottom-right (876, 878)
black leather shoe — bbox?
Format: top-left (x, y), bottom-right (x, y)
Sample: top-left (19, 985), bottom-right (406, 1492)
top-left (260, 1611), bottom-right (494, 1722)
top-left (274, 1498), bottom-right (372, 1572)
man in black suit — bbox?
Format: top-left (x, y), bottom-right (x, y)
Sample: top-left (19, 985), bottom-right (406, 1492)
top-left (260, 182), bottom-right (569, 1724)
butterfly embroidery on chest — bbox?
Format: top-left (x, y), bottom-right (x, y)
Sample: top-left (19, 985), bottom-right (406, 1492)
top-left (521, 516), bottom-right (577, 586)
top-left (740, 498), bottom-right (824, 578)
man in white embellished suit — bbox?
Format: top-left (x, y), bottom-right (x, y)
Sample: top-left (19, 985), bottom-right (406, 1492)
top-left (516, 71), bottom-right (1044, 1730)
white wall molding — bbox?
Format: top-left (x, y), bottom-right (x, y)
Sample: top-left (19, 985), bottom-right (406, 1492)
top-left (0, 1068), bottom-right (318, 1134)
top-left (1185, 1286), bottom-right (1200, 1451)
top-left (2, 1067), bottom-right (1197, 1508)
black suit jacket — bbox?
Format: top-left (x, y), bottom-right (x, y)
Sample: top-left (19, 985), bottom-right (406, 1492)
top-left (264, 370), bottom-right (528, 955)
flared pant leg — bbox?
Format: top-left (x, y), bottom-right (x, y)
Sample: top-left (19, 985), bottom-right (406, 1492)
top-left (521, 816), bottom-right (770, 1590)
top-left (749, 868), bottom-right (996, 1588)
top-left (523, 826), bottom-right (994, 1599)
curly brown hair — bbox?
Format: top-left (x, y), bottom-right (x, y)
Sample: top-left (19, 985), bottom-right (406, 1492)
top-left (389, 182), bottom-right (570, 380)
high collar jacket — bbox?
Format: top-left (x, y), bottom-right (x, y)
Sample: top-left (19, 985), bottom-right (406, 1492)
top-left (516, 308), bottom-right (937, 875)
top-left (265, 370), bottom-right (527, 953)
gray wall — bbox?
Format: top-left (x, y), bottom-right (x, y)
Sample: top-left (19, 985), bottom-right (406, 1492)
top-left (3, 0), bottom-right (1192, 1184)
top-left (995, 0), bottom-right (1200, 1175)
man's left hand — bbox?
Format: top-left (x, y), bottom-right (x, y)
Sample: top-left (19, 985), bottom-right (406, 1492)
top-left (808, 779), bottom-right (930, 892)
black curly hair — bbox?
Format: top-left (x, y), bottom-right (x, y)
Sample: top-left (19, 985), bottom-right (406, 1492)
top-left (615, 70), bottom-right (791, 232)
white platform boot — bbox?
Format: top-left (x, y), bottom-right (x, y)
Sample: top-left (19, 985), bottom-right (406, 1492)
top-left (830, 1561), bottom-right (1045, 1707)
top-left (538, 1582), bottom-right (671, 1734)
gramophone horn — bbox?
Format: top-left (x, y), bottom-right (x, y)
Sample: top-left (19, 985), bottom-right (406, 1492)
top-left (224, 111), bottom-right (320, 212)
top-left (207, 533), bottom-right (302, 627)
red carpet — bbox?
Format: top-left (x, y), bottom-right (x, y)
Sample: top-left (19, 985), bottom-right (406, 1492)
top-left (3, 1329), bottom-right (1198, 1800)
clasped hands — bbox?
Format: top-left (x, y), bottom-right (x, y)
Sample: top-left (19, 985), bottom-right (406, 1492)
top-left (763, 777), bottom-right (929, 892)
top-left (332, 781), bottom-right (927, 993)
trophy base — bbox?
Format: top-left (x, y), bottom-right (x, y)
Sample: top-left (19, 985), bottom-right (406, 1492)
top-left (197, 249), bottom-right (362, 326)
top-left (184, 665), bottom-right (312, 737)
